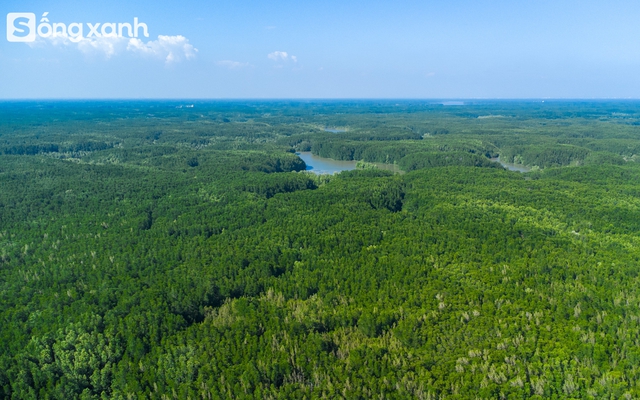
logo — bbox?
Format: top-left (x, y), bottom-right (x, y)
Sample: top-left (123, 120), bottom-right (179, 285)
top-left (7, 13), bottom-right (36, 42)
top-left (6, 12), bottom-right (148, 43)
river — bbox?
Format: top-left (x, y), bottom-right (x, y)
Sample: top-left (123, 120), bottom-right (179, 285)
top-left (296, 152), bottom-right (402, 175)
top-left (296, 152), bottom-right (356, 174)
top-left (297, 152), bottom-right (527, 175)
top-left (491, 157), bottom-right (531, 172)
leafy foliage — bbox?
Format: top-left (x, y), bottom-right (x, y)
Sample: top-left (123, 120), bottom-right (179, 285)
top-left (2, 100), bottom-right (640, 398)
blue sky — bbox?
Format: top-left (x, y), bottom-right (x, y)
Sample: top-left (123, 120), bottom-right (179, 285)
top-left (1, 0), bottom-right (639, 98)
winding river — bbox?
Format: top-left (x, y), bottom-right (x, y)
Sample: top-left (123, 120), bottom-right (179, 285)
top-left (296, 152), bottom-right (402, 175)
top-left (324, 128), bottom-right (346, 133)
top-left (296, 152), bottom-right (356, 174)
top-left (491, 157), bottom-right (531, 172)
top-left (297, 152), bottom-right (529, 175)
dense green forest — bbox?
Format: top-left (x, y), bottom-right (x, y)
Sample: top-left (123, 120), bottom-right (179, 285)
top-left (3, 100), bottom-right (640, 398)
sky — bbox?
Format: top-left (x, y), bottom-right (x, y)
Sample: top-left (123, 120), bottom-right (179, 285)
top-left (1, 0), bottom-right (640, 99)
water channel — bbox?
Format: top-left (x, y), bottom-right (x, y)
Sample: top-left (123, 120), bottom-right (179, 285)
top-left (297, 152), bottom-right (529, 175)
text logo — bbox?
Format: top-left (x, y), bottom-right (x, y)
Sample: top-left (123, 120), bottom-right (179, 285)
top-left (6, 12), bottom-right (148, 43)
top-left (7, 13), bottom-right (36, 42)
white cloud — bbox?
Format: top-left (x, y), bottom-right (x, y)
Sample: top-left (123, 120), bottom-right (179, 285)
top-left (216, 60), bottom-right (251, 69)
top-left (268, 51), bottom-right (287, 61)
top-left (78, 36), bottom-right (128, 58)
top-left (26, 34), bottom-right (197, 64)
top-left (268, 51), bottom-right (297, 63)
top-left (128, 35), bottom-right (198, 64)
top-left (27, 34), bottom-right (128, 58)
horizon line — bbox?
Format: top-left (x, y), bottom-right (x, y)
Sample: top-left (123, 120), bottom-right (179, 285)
top-left (1, 98), bottom-right (640, 101)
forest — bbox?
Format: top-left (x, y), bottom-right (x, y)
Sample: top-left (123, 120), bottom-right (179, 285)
top-left (2, 100), bottom-right (640, 398)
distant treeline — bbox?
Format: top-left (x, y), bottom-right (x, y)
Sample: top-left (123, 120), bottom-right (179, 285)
top-left (399, 151), bottom-right (502, 171)
top-left (1, 141), bottom-right (114, 155)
